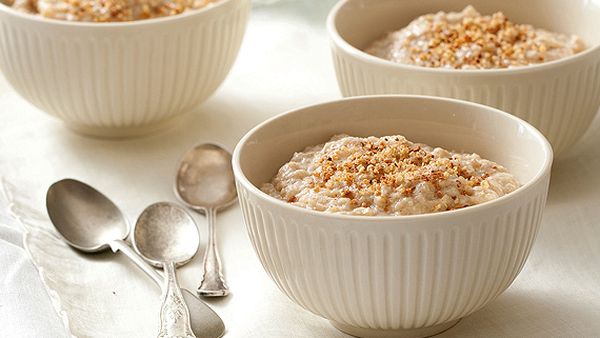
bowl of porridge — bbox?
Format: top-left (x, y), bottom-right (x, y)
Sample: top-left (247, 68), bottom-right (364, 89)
top-left (233, 95), bottom-right (552, 338)
top-left (327, 0), bottom-right (600, 157)
top-left (0, 0), bottom-right (250, 137)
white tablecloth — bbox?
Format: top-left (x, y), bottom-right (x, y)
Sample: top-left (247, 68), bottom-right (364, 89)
top-left (1, 1), bottom-right (600, 337)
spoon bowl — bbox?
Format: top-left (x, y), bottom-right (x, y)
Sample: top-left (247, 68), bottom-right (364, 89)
top-left (133, 202), bottom-right (200, 265)
top-left (46, 179), bottom-right (129, 252)
top-left (176, 143), bottom-right (237, 210)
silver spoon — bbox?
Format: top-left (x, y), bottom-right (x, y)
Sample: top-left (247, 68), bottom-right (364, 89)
top-left (175, 144), bottom-right (236, 297)
top-left (133, 202), bottom-right (199, 338)
top-left (46, 179), bottom-right (225, 338)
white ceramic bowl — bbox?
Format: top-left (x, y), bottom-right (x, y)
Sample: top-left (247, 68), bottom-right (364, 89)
top-left (327, 0), bottom-right (600, 157)
top-left (0, 0), bottom-right (250, 137)
top-left (233, 95), bottom-right (552, 338)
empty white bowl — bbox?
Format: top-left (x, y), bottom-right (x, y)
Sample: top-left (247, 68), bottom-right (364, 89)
top-left (233, 95), bottom-right (552, 338)
top-left (327, 0), bottom-right (600, 157)
top-left (0, 0), bottom-right (250, 137)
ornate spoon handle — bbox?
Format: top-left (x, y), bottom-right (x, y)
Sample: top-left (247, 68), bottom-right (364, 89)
top-left (158, 262), bottom-right (196, 338)
top-left (198, 207), bottom-right (229, 297)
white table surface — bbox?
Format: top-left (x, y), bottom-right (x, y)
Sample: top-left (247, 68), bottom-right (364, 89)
top-left (1, 1), bottom-right (600, 337)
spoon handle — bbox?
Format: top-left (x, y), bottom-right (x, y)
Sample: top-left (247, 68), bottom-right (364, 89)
top-left (159, 262), bottom-right (196, 338)
top-left (109, 240), bottom-right (226, 338)
top-left (108, 239), bottom-right (162, 286)
top-left (198, 207), bottom-right (229, 297)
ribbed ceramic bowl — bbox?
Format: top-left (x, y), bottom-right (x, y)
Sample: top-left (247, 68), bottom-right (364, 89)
top-left (327, 0), bottom-right (600, 157)
top-left (233, 96), bottom-right (553, 338)
top-left (0, 0), bottom-right (250, 137)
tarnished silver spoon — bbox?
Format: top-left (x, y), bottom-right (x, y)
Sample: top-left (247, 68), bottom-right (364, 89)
top-left (175, 144), bottom-right (237, 297)
top-left (46, 179), bottom-right (225, 338)
top-left (133, 202), bottom-right (199, 338)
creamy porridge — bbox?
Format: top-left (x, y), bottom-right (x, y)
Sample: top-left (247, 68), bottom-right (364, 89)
top-left (365, 5), bottom-right (586, 69)
top-left (9, 0), bottom-right (218, 21)
top-left (262, 134), bottom-right (520, 216)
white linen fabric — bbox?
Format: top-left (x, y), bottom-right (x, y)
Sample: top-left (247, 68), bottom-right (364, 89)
top-left (1, 1), bottom-right (600, 337)
top-left (0, 184), bottom-right (68, 338)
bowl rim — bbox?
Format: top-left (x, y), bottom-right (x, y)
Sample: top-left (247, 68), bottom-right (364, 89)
top-left (326, 0), bottom-right (600, 76)
top-left (232, 94), bottom-right (553, 222)
top-left (0, 0), bottom-right (240, 28)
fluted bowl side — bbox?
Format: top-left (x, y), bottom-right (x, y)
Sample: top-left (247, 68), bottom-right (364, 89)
top-left (0, 0), bottom-right (250, 137)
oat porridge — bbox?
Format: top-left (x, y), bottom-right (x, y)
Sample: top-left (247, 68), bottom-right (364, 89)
top-left (365, 5), bottom-right (586, 69)
top-left (262, 134), bottom-right (520, 216)
top-left (9, 0), bottom-right (218, 21)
